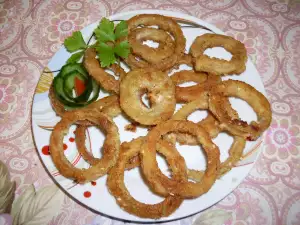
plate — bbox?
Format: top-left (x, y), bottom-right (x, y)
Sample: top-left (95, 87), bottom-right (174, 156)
top-left (32, 10), bottom-right (266, 222)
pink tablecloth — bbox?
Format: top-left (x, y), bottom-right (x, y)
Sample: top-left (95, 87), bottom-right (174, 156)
top-left (1, 0), bottom-right (300, 224)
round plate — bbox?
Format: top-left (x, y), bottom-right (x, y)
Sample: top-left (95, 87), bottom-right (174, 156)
top-left (32, 10), bottom-right (266, 222)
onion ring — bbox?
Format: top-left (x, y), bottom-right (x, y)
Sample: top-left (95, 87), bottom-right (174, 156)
top-left (187, 135), bottom-right (245, 181)
top-left (50, 110), bottom-right (120, 183)
top-left (141, 120), bottom-right (220, 198)
top-left (120, 69), bottom-right (176, 125)
top-left (128, 27), bottom-right (176, 64)
top-left (49, 84), bottom-right (121, 125)
top-left (107, 137), bottom-right (185, 218)
top-left (83, 48), bottom-right (125, 94)
top-left (125, 14), bottom-right (186, 71)
top-left (209, 80), bottom-right (272, 140)
top-left (171, 71), bottom-right (221, 103)
top-left (190, 33), bottom-right (247, 76)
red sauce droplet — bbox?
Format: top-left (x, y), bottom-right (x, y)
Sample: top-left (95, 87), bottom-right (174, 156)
top-left (42, 146), bottom-right (50, 155)
top-left (84, 191), bottom-right (91, 198)
top-left (91, 181), bottom-right (96, 186)
top-left (73, 130), bottom-right (76, 134)
top-left (63, 143), bottom-right (68, 150)
top-left (69, 137), bottom-right (75, 142)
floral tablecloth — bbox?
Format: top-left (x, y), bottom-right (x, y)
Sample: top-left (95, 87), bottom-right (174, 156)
top-left (1, 0), bottom-right (300, 224)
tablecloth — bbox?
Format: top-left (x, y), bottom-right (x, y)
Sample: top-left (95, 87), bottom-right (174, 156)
top-left (0, 0), bottom-right (300, 224)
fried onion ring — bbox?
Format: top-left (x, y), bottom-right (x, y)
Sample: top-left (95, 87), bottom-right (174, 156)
top-left (84, 48), bottom-right (125, 94)
top-left (190, 33), bottom-right (247, 76)
top-left (209, 80), bottom-right (272, 140)
top-left (49, 84), bottom-right (121, 125)
top-left (75, 126), bottom-right (139, 170)
top-left (141, 120), bottom-right (220, 198)
top-left (171, 71), bottom-right (221, 102)
top-left (107, 137), bottom-right (185, 218)
top-left (187, 135), bottom-right (245, 181)
top-left (120, 69), bottom-right (176, 125)
top-left (125, 14), bottom-right (186, 71)
top-left (128, 27), bottom-right (176, 64)
top-left (50, 110), bottom-right (120, 183)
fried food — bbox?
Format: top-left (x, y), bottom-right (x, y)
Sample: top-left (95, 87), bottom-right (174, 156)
top-left (128, 27), bottom-right (175, 64)
top-left (209, 80), bottom-right (272, 140)
top-left (125, 14), bottom-right (186, 71)
top-left (120, 69), bottom-right (176, 125)
top-left (190, 33), bottom-right (247, 76)
top-left (45, 13), bottom-right (273, 219)
top-left (165, 95), bottom-right (221, 145)
top-left (141, 120), bottom-right (220, 198)
top-left (50, 110), bottom-right (120, 183)
top-left (171, 71), bottom-right (221, 103)
top-left (107, 137), bottom-right (185, 218)
top-left (84, 48), bottom-right (125, 94)
top-left (49, 85), bottom-right (121, 125)
top-left (188, 135), bottom-right (245, 181)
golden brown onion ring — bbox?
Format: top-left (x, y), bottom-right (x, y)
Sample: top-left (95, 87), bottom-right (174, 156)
top-left (107, 137), bottom-right (185, 218)
top-left (50, 110), bottom-right (120, 183)
top-left (120, 69), bottom-right (176, 125)
top-left (128, 27), bottom-right (175, 64)
top-left (171, 71), bottom-right (221, 103)
top-left (83, 48), bottom-right (126, 94)
top-left (49, 84), bottom-right (121, 125)
top-left (188, 135), bottom-right (245, 181)
top-left (141, 120), bottom-right (220, 198)
top-left (125, 14), bottom-right (186, 71)
top-left (209, 80), bottom-right (272, 140)
top-left (190, 33), bottom-right (247, 76)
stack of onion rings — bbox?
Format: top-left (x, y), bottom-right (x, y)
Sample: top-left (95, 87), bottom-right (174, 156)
top-left (50, 110), bottom-right (120, 183)
top-left (124, 14), bottom-right (186, 71)
top-left (46, 13), bottom-right (272, 219)
top-left (107, 137), bottom-right (186, 218)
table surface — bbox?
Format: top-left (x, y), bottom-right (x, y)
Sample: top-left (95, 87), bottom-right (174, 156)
top-left (1, 0), bottom-right (300, 225)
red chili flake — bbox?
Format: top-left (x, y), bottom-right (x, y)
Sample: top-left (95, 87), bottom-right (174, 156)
top-left (42, 146), bottom-right (50, 155)
top-left (91, 181), bottom-right (97, 186)
top-left (63, 143), bottom-right (68, 150)
top-left (84, 191), bottom-right (91, 198)
top-left (69, 137), bottom-right (75, 142)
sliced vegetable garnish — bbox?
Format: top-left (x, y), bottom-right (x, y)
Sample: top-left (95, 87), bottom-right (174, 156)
top-left (53, 63), bottom-right (100, 108)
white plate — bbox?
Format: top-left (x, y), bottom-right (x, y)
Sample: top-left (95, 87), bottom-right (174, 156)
top-left (32, 10), bottom-right (266, 222)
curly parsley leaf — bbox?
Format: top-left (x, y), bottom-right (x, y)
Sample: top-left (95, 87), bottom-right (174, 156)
top-left (66, 50), bottom-right (84, 63)
top-left (94, 18), bottom-right (115, 43)
top-left (64, 31), bottom-right (87, 53)
top-left (115, 21), bottom-right (128, 40)
top-left (95, 42), bottom-right (116, 67)
top-left (114, 41), bottom-right (130, 58)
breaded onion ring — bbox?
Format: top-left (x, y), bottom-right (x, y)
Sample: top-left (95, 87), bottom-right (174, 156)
top-left (107, 137), bottom-right (185, 219)
top-left (209, 80), bottom-right (272, 140)
top-left (50, 110), bottom-right (120, 183)
top-left (75, 126), bottom-right (139, 170)
top-left (171, 71), bottom-right (221, 103)
top-left (190, 33), bottom-right (247, 76)
top-left (125, 14), bottom-right (186, 71)
top-left (188, 135), bottom-right (245, 181)
top-left (141, 120), bottom-right (220, 198)
top-left (84, 48), bottom-right (125, 94)
top-left (169, 95), bottom-right (221, 143)
top-left (128, 27), bottom-right (175, 64)
top-left (49, 84), bottom-right (121, 125)
top-left (120, 69), bottom-right (176, 125)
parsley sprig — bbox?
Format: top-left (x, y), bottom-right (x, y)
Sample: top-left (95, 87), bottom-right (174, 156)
top-left (63, 18), bottom-right (130, 67)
